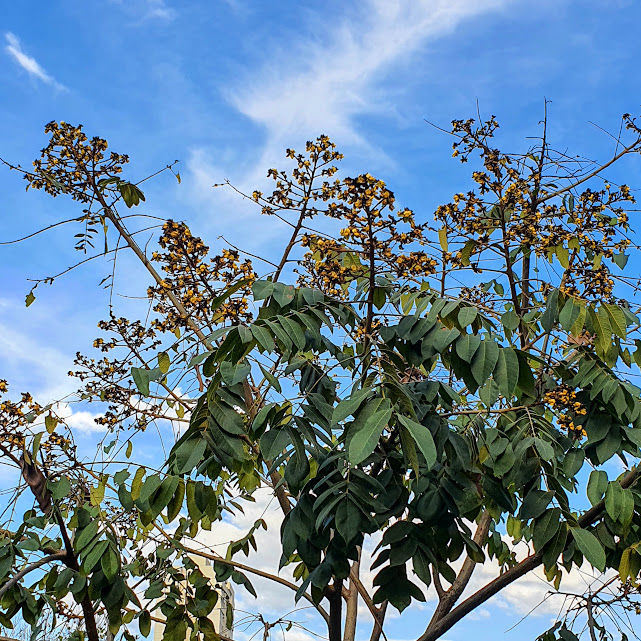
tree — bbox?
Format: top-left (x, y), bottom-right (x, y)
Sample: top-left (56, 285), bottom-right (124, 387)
top-left (2, 110), bottom-right (641, 641)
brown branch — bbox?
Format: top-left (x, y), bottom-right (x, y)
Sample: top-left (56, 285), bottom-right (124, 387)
top-left (0, 551), bottom-right (67, 598)
top-left (328, 578), bottom-right (344, 641)
top-left (425, 511), bottom-right (491, 628)
top-left (539, 137), bottom-right (641, 204)
top-left (521, 100), bottom-right (548, 313)
top-left (368, 602), bottom-right (388, 641)
top-left (154, 534), bottom-right (328, 623)
top-left (418, 465), bottom-right (641, 641)
top-left (343, 557), bottom-right (360, 641)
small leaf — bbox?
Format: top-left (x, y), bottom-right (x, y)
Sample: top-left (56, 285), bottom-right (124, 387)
top-left (252, 280), bottom-right (275, 301)
top-left (604, 482), bottom-right (623, 522)
top-left (438, 227), bottom-right (448, 252)
top-left (458, 306), bottom-right (477, 328)
top-left (158, 351), bottom-right (170, 374)
top-left (333, 388), bottom-right (373, 424)
top-left (131, 467), bottom-right (146, 501)
top-left (587, 470), bottom-right (608, 506)
top-left (25, 290), bottom-right (36, 307)
top-left (139, 610), bottom-right (151, 637)
top-left (45, 414), bottom-right (58, 434)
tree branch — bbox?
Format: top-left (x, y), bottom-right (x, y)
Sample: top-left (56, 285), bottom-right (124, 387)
top-left (0, 551), bottom-right (67, 599)
top-left (418, 465), bottom-right (641, 641)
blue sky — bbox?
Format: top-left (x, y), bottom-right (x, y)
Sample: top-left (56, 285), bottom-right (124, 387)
top-left (2, 1), bottom-right (641, 640)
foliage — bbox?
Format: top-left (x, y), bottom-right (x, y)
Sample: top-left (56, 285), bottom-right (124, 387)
top-left (3, 112), bottom-right (641, 641)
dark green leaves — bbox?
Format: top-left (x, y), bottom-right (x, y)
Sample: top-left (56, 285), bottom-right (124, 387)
top-left (348, 399), bottom-right (392, 464)
top-left (571, 528), bottom-right (606, 571)
top-left (587, 470), bottom-right (608, 506)
top-left (220, 360), bottom-right (251, 385)
top-left (493, 347), bottom-right (519, 398)
top-left (118, 181), bottom-right (145, 207)
top-left (519, 490), bottom-right (554, 521)
top-left (470, 339), bottom-right (499, 386)
top-left (396, 415), bottom-right (437, 470)
top-left (333, 388), bottom-right (373, 424)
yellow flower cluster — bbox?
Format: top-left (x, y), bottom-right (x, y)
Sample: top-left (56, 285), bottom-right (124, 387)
top-left (25, 121), bottom-right (128, 203)
top-left (148, 220), bottom-right (256, 330)
top-left (544, 385), bottom-right (587, 439)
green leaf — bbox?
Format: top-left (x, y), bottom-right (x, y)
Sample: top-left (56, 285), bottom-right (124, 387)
top-left (75, 520), bottom-right (99, 552)
top-left (559, 298), bottom-right (581, 332)
top-left (82, 539), bottom-right (109, 573)
top-left (139, 610), bottom-right (151, 637)
top-left (174, 438), bottom-right (207, 474)
top-left (501, 310), bottom-right (520, 331)
top-left (101, 546), bottom-right (119, 581)
top-left (532, 508), bottom-right (561, 551)
top-left (438, 226), bottom-right (448, 252)
top-left (258, 363), bottom-right (282, 393)
top-left (272, 283), bottom-right (296, 307)
top-left (493, 347), bottom-right (519, 398)
top-left (131, 467), bottom-right (146, 501)
top-left (252, 280), bottom-right (275, 301)
top-left (470, 339), bottom-right (499, 386)
top-left (333, 388), bottom-right (373, 424)
top-left (348, 401), bottom-right (392, 465)
top-left (166, 479), bottom-right (185, 521)
top-left (158, 351), bottom-right (170, 374)
top-left (540, 289), bottom-right (559, 333)
top-left (45, 413), bottom-right (58, 434)
top-left (25, 289), bottom-right (36, 307)
top-left (604, 482), bottom-right (623, 522)
top-left (534, 438), bottom-right (554, 461)
top-left (372, 287), bottom-right (387, 310)
top-left (571, 528), bottom-right (606, 571)
top-left (131, 367), bottom-right (150, 397)
top-left (251, 323), bottom-right (276, 353)
top-left (397, 415), bottom-right (437, 470)
top-left (519, 490), bottom-right (554, 520)
top-left (458, 306), bottom-right (477, 328)
top-left (613, 252), bottom-right (629, 269)
top-left (49, 476), bottom-right (71, 501)
top-left (620, 488), bottom-right (634, 528)
top-left (604, 303), bottom-right (626, 339)
top-left (455, 333), bottom-right (481, 363)
top-left (587, 470), bottom-right (608, 506)
top-left (220, 360), bottom-right (251, 385)
top-left (460, 240), bottom-right (476, 266)
top-left (302, 288), bottom-right (324, 305)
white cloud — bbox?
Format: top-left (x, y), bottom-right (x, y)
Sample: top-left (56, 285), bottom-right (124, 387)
top-left (4, 32), bottom-right (66, 90)
top-left (186, 0), bottom-right (514, 241)
top-left (229, 0), bottom-right (510, 150)
top-left (53, 402), bottom-right (107, 435)
top-left (108, 0), bottom-right (177, 21)
top-left (146, 0), bottom-right (176, 20)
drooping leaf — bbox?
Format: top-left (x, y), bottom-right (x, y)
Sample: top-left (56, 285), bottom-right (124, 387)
top-left (348, 401), bottom-right (392, 465)
top-left (397, 415), bottom-right (437, 470)
top-left (571, 527), bottom-right (606, 571)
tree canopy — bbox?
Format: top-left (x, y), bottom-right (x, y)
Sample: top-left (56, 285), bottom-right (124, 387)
top-left (2, 111), bottom-right (641, 641)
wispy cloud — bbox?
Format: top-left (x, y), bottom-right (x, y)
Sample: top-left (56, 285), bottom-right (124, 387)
top-left (108, 0), bottom-right (177, 22)
top-left (146, 0), bottom-right (177, 20)
top-left (4, 32), bottom-right (66, 91)
top-left (187, 0), bottom-right (513, 226)
top-left (229, 0), bottom-right (510, 149)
